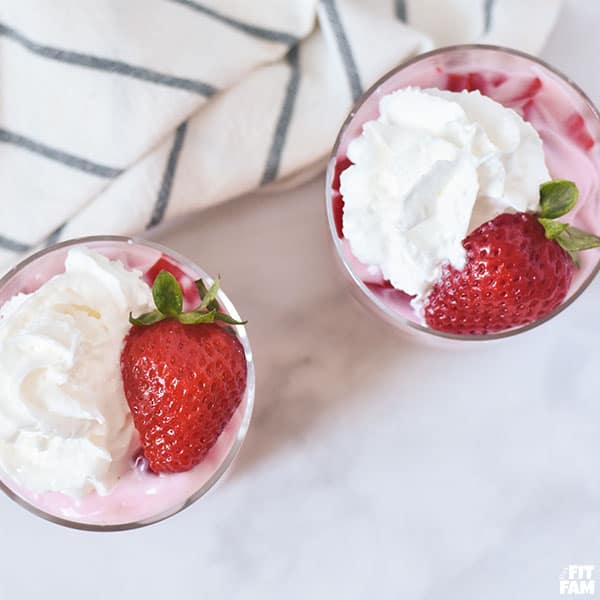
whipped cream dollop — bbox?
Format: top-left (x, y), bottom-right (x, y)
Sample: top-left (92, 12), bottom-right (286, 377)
top-left (0, 249), bottom-right (154, 497)
top-left (340, 87), bottom-right (550, 299)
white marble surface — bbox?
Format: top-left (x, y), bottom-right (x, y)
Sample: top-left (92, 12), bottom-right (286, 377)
top-left (2, 1), bottom-right (600, 598)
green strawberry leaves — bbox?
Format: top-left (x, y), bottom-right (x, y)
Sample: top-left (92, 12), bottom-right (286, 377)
top-left (214, 311), bottom-right (248, 324)
top-left (537, 179), bottom-right (600, 261)
top-left (537, 218), bottom-right (568, 239)
top-left (196, 278), bottom-right (220, 312)
top-left (129, 310), bottom-right (166, 326)
top-left (539, 180), bottom-right (578, 219)
top-left (152, 271), bottom-right (183, 316)
top-left (553, 226), bottom-right (600, 252)
top-left (130, 270), bottom-right (246, 327)
top-left (177, 309), bottom-right (217, 325)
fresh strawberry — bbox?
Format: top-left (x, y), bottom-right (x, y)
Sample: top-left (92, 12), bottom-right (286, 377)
top-left (424, 213), bottom-right (574, 334)
top-left (122, 321), bottom-right (246, 473)
top-left (424, 180), bottom-right (600, 335)
top-left (121, 271), bottom-right (247, 473)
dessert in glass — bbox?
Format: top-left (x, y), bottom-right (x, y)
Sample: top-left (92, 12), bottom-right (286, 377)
top-left (326, 45), bottom-right (600, 341)
top-left (0, 236), bottom-right (254, 530)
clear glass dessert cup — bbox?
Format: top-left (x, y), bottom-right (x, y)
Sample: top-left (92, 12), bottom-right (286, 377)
top-left (326, 44), bottom-right (600, 343)
top-left (0, 236), bottom-right (255, 531)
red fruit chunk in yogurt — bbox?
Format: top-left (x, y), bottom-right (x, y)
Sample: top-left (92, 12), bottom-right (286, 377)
top-left (445, 71), bottom-right (542, 107)
top-left (512, 76), bottom-right (542, 101)
top-left (566, 113), bottom-right (595, 151)
top-left (331, 156), bottom-right (352, 239)
top-left (446, 72), bottom-right (470, 92)
top-left (145, 256), bottom-right (199, 306)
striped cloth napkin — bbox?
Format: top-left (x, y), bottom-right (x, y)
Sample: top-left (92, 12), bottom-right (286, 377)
top-left (0, 0), bottom-right (561, 269)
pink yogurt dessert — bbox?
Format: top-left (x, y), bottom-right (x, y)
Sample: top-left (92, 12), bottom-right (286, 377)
top-left (327, 45), bottom-right (600, 340)
top-left (0, 237), bottom-right (254, 530)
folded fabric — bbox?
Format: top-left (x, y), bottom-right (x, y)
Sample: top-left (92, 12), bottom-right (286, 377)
top-left (0, 0), bottom-right (562, 270)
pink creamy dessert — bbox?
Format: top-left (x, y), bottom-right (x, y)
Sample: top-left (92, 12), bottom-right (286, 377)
top-left (10, 410), bottom-right (245, 527)
top-left (0, 238), bottom-right (254, 529)
top-left (328, 47), bottom-right (600, 331)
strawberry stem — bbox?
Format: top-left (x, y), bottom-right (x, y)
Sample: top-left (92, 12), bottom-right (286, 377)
top-left (537, 179), bottom-right (600, 262)
top-left (538, 218), bottom-right (568, 240)
top-left (197, 278), bottom-right (220, 312)
top-left (539, 180), bottom-right (578, 219)
top-left (130, 271), bottom-right (247, 327)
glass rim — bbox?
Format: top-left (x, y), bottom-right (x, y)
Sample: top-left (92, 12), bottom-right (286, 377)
top-left (0, 235), bottom-right (255, 531)
top-left (326, 44), bottom-right (600, 342)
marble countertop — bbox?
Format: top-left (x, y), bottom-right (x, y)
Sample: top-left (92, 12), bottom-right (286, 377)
top-left (1, 1), bottom-right (600, 598)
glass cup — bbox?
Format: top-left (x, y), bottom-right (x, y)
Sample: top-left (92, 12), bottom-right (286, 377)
top-left (0, 236), bottom-right (255, 530)
top-left (326, 45), bottom-right (600, 343)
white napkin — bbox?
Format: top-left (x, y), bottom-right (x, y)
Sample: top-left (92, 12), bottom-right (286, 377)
top-left (0, 0), bottom-right (561, 269)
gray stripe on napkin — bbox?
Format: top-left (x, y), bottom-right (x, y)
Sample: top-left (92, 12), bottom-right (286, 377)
top-left (0, 22), bottom-right (217, 96)
top-left (0, 223), bottom-right (72, 255)
top-left (0, 128), bottom-right (123, 178)
top-left (148, 121), bottom-right (188, 228)
top-left (166, 0), bottom-right (298, 46)
top-left (0, 224), bottom-right (72, 256)
top-left (261, 46), bottom-right (301, 185)
top-left (484, 0), bottom-right (495, 33)
top-left (394, 0), bottom-right (408, 22)
top-left (0, 234), bottom-right (31, 253)
top-left (44, 223), bottom-right (66, 248)
top-left (320, 0), bottom-right (363, 101)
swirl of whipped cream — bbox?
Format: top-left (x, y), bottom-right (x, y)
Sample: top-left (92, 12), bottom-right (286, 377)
top-left (0, 248), bottom-right (153, 497)
top-left (340, 87), bottom-right (550, 300)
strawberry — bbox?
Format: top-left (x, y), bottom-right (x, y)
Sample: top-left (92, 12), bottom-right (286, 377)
top-left (424, 213), bottom-right (574, 334)
top-left (121, 271), bottom-right (247, 473)
top-left (424, 180), bottom-right (600, 335)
